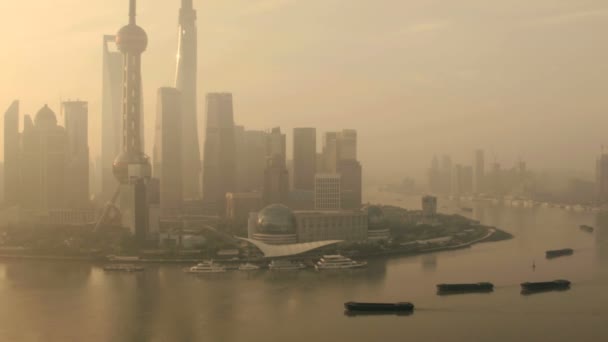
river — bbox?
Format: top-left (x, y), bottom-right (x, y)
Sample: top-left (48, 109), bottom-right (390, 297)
top-left (0, 190), bottom-right (607, 341)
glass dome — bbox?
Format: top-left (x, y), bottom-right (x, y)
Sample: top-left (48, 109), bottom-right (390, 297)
top-left (257, 204), bottom-right (296, 235)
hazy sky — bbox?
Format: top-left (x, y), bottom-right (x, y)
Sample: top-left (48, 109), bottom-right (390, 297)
top-left (1, 0), bottom-right (607, 182)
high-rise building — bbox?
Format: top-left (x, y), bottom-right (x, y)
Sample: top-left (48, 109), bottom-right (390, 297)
top-left (20, 105), bottom-right (68, 210)
top-left (338, 160), bottom-right (362, 209)
top-left (422, 195), bottom-right (438, 217)
top-left (440, 155), bottom-right (453, 194)
top-left (293, 128), bottom-right (316, 191)
top-left (428, 156), bottom-right (441, 193)
top-left (473, 149), bottom-right (485, 194)
top-left (0, 162), bottom-right (4, 203)
top-left (202, 93), bottom-right (236, 214)
top-left (243, 130), bottom-right (267, 192)
top-left (101, 35), bottom-right (123, 201)
top-left (596, 152), bottom-right (608, 205)
top-left (234, 125), bottom-right (248, 192)
top-left (153, 88), bottom-right (183, 217)
top-left (175, 0), bottom-right (201, 200)
top-left (63, 101), bottom-right (90, 208)
top-left (112, 0), bottom-right (152, 241)
top-left (314, 174), bottom-right (341, 210)
top-left (322, 132), bottom-right (338, 173)
top-left (263, 154), bottom-right (289, 206)
top-left (266, 127), bottom-right (286, 160)
top-left (3, 101), bottom-right (20, 205)
top-left (337, 129), bottom-right (357, 161)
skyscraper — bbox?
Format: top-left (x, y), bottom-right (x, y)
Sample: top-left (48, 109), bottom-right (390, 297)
top-left (263, 154), bottom-right (289, 206)
top-left (20, 105), bottom-right (68, 210)
top-left (293, 128), bottom-right (316, 191)
top-left (113, 0), bottom-right (151, 241)
top-left (314, 174), bottom-right (341, 210)
top-left (153, 88), bottom-right (183, 217)
top-left (322, 132), bottom-right (338, 173)
top-left (175, 0), bottom-right (201, 200)
top-left (202, 93), bottom-right (236, 214)
top-left (338, 159), bottom-right (362, 209)
top-left (337, 129), bottom-right (357, 162)
top-left (596, 152), bottom-right (608, 205)
top-left (243, 130), bottom-right (267, 192)
top-left (101, 35), bottom-right (123, 201)
top-left (63, 101), bottom-right (89, 208)
top-left (473, 149), bottom-right (485, 194)
top-left (266, 127), bottom-right (286, 160)
top-left (3, 101), bottom-right (20, 205)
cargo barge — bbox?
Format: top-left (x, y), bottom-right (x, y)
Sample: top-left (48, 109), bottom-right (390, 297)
top-left (521, 280), bottom-right (570, 294)
top-left (437, 282), bottom-right (494, 294)
top-left (580, 225), bottom-right (594, 233)
top-left (344, 302), bottom-right (414, 313)
top-left (545, 248), bottom-right (573, 259)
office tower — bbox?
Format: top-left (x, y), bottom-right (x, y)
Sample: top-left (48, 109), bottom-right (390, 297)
top-left (337, 129), bottom-right (357, 161)
top-left (20, 105), bottom-right (67, 210)
top-left (0, 162), bottom-right (4, 203)
top-left (175, 0), bottom-right (201, 200)
top-left (314, 174), bottom-right (341, 210)
top-left (293, 128), bottom-right (316, 191)
top-left (441, 155), bottom-right (453, 194)
top-left (153, 88), bottom-right (183, 216)
top-left (596, 152), bottom-right (608, 204)
top-left (338, 159), bottom-right (362, 209)
top-left (473, 149), bottom-right (485, 194)
top-left (263, 154), bottom-right (289, 206)
top-left (202, 93), bottom-right (236, 214)
top-left (3, 101), bottom-right (20, 205)
top-left (451, 164), bottom-right (463, 196)
top-left (266, 127), bottom-right (286, 160)
top-left (422, 195), bottom-right (438, 217)
top-left (462, 166), bottom-right (473, 194)
top-left (101, 35), bottom-right (123, 201)
top-left (234, 125), bottom-right (247, 191)
top-left (243, 130), bottom-right (267, 191)
top-left (322, 132), bottom-right (338, 173)
top-left (113, 0), bottom-right (151, 241)
top-left (63, 101), bottom-right (90, 208)
top-left (428, 156), bottom-right (441, 193)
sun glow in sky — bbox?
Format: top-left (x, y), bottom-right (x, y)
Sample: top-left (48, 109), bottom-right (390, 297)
top-left (0, 0), bottom-right (607, 181)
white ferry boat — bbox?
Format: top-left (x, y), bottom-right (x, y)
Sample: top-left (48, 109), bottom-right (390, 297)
top-left (268, 259), bottom-right (306, 271)
top-left (185, 261), bottom-right (226, 274)
top-left (103, 264), bottom-right (144, 272)
top-left (238, 263), bottom-right (260, 271)
top-left (315, 255), bottom-right (367, 270)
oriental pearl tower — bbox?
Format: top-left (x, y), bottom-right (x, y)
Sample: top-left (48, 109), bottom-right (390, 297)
top-left (112, 0), bottom-right (151, 242)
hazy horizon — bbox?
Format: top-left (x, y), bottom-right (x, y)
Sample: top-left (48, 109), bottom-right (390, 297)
top-left (1, 0), bottom-right (607, 182)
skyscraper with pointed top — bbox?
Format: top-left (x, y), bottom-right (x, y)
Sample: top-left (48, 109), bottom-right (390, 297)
top-left (176, 0), bottom-right (202, 200)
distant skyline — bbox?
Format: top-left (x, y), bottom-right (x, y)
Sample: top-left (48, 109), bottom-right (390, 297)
top-left (1, 0), bottom-right (607, 181)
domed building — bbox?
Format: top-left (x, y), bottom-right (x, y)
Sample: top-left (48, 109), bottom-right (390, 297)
top-left (365, 205), bottom-right (391, 240)
top-left (249, 204), bottom-right (297, 245)
top-left (19, 105), bottom-right (68, 210)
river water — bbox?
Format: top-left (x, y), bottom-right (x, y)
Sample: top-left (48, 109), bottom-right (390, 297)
top-left (1, 191), bottom-right (607, 342)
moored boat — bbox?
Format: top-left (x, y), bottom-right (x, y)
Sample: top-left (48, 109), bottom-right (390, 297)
top-left (436, 282), bottom-right (494, 294)
top-left (103, 264), bottom-right (144, 272)
top-left (521, 279), bottom-right (571, 294)
top-left (268, 259), bottom-right (306, 271)
top-left (579, 225), bottom-right (594, 233)
top-left (238, 263), bottom-right (260, 271)
top-left (545, 248), bottom-right (574, 259)
top-left (344, 302), bottom-right (414, 313)
top-left (315, 255), bottom-right (367, 270)
top-left (185, 261), bottom-right (226, 273)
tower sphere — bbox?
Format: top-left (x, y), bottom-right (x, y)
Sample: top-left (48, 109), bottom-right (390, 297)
top-left (112, 151), bottom-right (151, 184)
top-left (116, 24), bottom-right (148, 53)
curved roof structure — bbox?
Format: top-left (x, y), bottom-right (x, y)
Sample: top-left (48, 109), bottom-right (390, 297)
top-left (237, 238), bottom-right (343, 258)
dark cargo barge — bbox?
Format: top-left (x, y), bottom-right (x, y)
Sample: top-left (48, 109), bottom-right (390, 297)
top-left (437, 282), bottom-right (494, 294)
top-left (545, 248), bottom-right (573, 259)
top-left (344, 302), bottom-right (414, 313)
top-left (521, 280), bottom-right (570, 294)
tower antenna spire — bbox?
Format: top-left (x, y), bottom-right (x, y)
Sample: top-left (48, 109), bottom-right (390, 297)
top-left (129, 0), bottom-right (136, 24)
